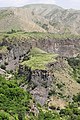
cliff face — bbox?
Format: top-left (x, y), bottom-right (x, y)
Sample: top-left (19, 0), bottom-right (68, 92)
top-left (36, 38), bottom-right (80, 57)
top-left (18, 56), bottom-right (80, 106)
top-left (18, 65), bottom-right (54, 105)
top-left (31, 69), bottom-right (54, 105)
top-left (0, 37), bottom-right (32, 70)
top-left (0, 36), bottom-right (80, 70)
top-left (0, 35), bottom-right (80, 107)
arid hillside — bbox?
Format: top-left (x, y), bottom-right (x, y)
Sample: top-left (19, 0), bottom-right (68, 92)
top-left (0, 4), bottom-right (80, 34)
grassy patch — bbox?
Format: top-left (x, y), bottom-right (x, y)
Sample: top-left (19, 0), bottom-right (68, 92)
top-left (21, 47), bottom-right (58, 70)
top-left (30, 47), bottom-right (47, 55)
top-left (14, 32), bottom-right (80, 40)
top-left (0, 32), bottom-right (80, 42)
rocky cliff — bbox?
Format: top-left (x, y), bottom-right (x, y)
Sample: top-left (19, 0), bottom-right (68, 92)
top-left (0, 36), bottom-right (32, 70)
top-left (18, 65), bottom-right (54, 105)
top-left (35, 38), bottom-right (80, 57)
top-left (0, 33), bottom-right (80, 107)
top-left (18, 56), bottom-right (80, 106)
top-left (0, 33), bottom-right (80, 71)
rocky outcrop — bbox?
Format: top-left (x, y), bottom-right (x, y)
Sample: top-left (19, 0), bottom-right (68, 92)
top-left (36, 38), bottom-right (80, 57)
top-left (0, 36), bottom-right (80, 71)
top-left (18, 65), bottom-right (32, 82)
top-left (30, 70), bottom-right (54, 105)
top-left (1, 35), bottom-right (80, 108)
top-left (31, 69), bottom-right (53, 87)
top-left (13, 54), bottom-right (80, 107)
top-left (0, 37), bottom-right (32, 70)
top-left (18, 65), bottom-right (54, 105)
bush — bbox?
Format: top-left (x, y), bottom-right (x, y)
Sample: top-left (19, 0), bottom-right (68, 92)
top-left (7, 29), bottom-right (16, 34)
top-left (0, 64), bottom-right (6, 70)
top-left (56, 83), bottom-right (63, 89)
top-left (38, 110), bottom-right (57, 120)
top-left (73, 93), bottom-right (80, 102)
top-left (0, 76), bottom-right (32, 119)
top-left (4, 62), bottom-right (8, 65)
top-left (0, 111), bottom-right (9, 120)
top-left (76, 79), bottom-right (80, 84)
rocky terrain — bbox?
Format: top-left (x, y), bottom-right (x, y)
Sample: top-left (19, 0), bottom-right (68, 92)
top-left (0, 4), bottom-right (80, 120)
top-left (0, 32), bottom-right (80, 71)
top-left (0, 4), bottom-right (80, 34)
top-left (0, 32), bottom-right (80, 109)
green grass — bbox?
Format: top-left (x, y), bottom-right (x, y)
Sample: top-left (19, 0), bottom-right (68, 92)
top-left (13, 32), bottom-right (80, 40)
top-left (0, 32), bottom-right (80, 42)
top-left (21, 47), bottom-right (58, 70)
top-left (30, 47), bottom-right (47, 55)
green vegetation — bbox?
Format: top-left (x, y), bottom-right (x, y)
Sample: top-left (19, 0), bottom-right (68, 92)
top-left (0, 32), bottom-right (80, 42)
top-left (68, 55), bottom-right (80, 83)
top-left (0, 75), bottom-right (61, 120)
top-left (73, 93), bottom-right (80, 102)
top-left (60, 93), bottom-right (80, 120)
top-left (0, 76), bottom-right (32, 120)
top-left (0, 31), bottom-right (80, 120)
top-left (0, 73), bottom-right (80, 120)
top-left (7, 29), bottom-right (16, 34)
top-left (38, 110), bottom-right (60, 120)
top-left (21, 47), bottom-right (57, 70)
top-left (9, 32), bottom-right (80, 40)
top-left (0, 64), bottom-right (6, 70)
top-left (0, 111), bottom-right (14, 120)
top-left (33, 93), bottom-right (80, 120)
top-left (30, 47), bottom-right (47, 55)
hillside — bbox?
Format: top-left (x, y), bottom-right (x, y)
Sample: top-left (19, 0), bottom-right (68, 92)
top-left (0, 4), bottom-right (80, 120)
top-left (0, 4), bottom-right (80, 34)
top-left (0, 31), bottom-right (80, 119)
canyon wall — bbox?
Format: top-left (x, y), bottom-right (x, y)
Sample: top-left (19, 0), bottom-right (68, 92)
top-left (1, 36), bottom-right (80, 105)
top-left (0, 37), bottom-right (80, 70)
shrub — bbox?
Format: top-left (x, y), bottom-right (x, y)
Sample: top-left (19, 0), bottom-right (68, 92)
top-left (56, 83), bottom-right (63, 89)
top-left (0, 111), bottom-right (9, 120)
top-left (4, 62), bottom-right (8, 65)
top-left (0, 64), bottom-right (6, 70)
top-left (73, 93), bottom-right (80, 102)
top-left (7, 29), bottom-right (16, 34)
top-left (0, 76), bottom-right (32, 119)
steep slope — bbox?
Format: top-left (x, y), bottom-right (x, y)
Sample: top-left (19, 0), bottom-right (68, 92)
top-left (25, 4), bottom-right (80, 34)
top-left (0, 7), bottom-right (46, 32)
top-left (0, 32), bottom-right (80, 108)
top-left (0, 4), bottom-right (80, 34)
top-left (18, 48), bottom-right (80, 107)
top-left (0, 32), bottom-right (80, 119)
top-left (0, 32), bottom-right (80, 71)
top-left (0, 8), bottom-right (21, 32)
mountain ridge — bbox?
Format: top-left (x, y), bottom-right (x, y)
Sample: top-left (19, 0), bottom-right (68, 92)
top-left (0, 4), bottom-right (80, 34)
